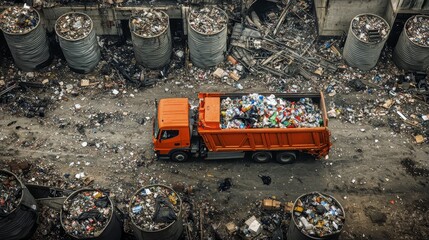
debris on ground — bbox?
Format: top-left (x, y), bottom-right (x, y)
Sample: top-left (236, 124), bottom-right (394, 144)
top-left (218, 178), bottom-right (233, 192)
top-left (258, 175), bottom-right (272, 185)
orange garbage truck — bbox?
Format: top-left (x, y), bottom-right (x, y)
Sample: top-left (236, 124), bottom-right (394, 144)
top-left (153, 92), bottom-right (331, 163)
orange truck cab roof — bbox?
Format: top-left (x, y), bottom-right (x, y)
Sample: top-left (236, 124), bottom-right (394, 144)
top-left (157, 98), bottom-right (189, 129)
top-left (198, 96), bottom-right (221, 129)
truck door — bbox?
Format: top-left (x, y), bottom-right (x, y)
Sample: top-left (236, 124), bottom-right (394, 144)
top-left (159, 129), bottom-right (181, 151)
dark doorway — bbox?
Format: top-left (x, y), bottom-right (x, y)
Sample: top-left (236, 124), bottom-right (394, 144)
top-left (387, 13), bottom-right (414, 48)
top-left (170, 18), bottom-right (185, 48)
top-left (121, 20), bottom-right (131, 40)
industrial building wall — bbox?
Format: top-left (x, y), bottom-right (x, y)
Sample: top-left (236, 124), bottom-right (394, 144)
top-left (314, 0), bottom-right (391, 36)
top-left (314, 0), bottom-right (429, 37)
top-left (314, 0), bottom-right (404, 37)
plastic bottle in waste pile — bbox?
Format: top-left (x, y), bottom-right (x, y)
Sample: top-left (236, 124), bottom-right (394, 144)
top-left (61, 190), bottom-right (112, 238)
top-left (291, 192), bottom-right (345, 238)
top-left (129, 185), bottom-right (181, 231)
top-left (220, 94), bottom-right (322, 129)
top-left (0, 172), bottom-right (22, 216)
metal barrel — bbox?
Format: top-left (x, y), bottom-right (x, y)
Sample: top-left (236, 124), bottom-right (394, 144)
top-left (60, 188), bottom-right (122, 240)
top-left (55, 12), bottom-right (101, 74)
top-left (0, 169), bottom-right (38, 240)
top-left (188, 7), bottom-right (228, 68)
top-left (393, 15), bottom-right (429, 71)
top-left (343, 13), bottom-right (390, 71)
top-left (287, 192), bottom-right (345, 240)
top-left (129, 184), bottom-right (183, 240)
top-left (130, 10), bottom-right (172, 69)
top-left (0, 7), bottom-right (50, 72)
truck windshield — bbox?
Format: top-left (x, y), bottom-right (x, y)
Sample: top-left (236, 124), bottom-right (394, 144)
top-left (153, 104), bottom-right (159, 139)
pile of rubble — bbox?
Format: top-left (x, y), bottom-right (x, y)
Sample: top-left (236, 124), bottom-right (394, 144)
top-left (406, 15), bottom-right (429, 46)
top-left (220, 94), bottom-right (322, 129)
top-left (55, 13), bottom-right (92, 40)
top-left (130, 10), bottom-right (169, 37)
top-left (189, 7), bottom-right (227, 34)
top-left (292, 192), bottom-right (345, 237)
top-left (130, 185), bottom-right (180, 231)
top-left (351, 14), bottom-right (389, 43)
top-left (0, 171), bottom-right (22, 216)
top-left (0, 5), bottom-right (39, 34)
top-left (62, 190), bottom-right (112, 238)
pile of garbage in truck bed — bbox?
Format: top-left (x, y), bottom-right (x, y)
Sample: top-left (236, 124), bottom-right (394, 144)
top-left (220, 94), bottom-right (323, 129)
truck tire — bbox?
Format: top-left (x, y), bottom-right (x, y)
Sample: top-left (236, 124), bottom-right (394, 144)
top-left (251, 151), bottom-right (272, 163)
top-left (170, 151), bottom-right (189, 162)
top-left (276, 152), bottom-right (296, 164)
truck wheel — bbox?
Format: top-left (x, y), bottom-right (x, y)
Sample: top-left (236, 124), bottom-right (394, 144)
top-left (170, 151), bottom-right (189, 162)
top-left (251, 152), bottom-right (272, 163)
top-left (276, 152), bottom-right (296, 164)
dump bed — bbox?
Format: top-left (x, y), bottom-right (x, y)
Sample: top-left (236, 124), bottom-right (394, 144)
top-left (197, 92), bottom-right (331, 157)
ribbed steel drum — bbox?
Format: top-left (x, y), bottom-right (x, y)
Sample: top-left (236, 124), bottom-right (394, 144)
top-left (343, 13), bottom-right (390, 71)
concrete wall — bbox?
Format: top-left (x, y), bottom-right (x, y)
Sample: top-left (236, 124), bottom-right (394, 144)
top-left (315, 0), bottom-right (429, 36)
top-left (315, 0), bottom-right (389, 36)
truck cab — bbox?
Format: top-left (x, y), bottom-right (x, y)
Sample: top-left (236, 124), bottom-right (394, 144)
top-left (153, 98), bottom-right (192, 161)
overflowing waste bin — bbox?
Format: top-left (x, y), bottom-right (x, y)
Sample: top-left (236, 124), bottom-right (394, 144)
top-left (287, 192), bottom-right (345, 240)
top-left (343, 13), bottom-right (390, 71)
top-left (130, 9), bottom-right (172, 69)
top-left (60, 189), bottom-right (122, 240)
top-left (0, 169), bottom-right (38, 240)
top-left (0, 5), bottom-right (50, 71)
top-left (129, 184), bottom-right (183, 240)
top-left (55, 12), bottom-right (101, 73)
top-left (188, 7), bottom-right (228, 68)
top-left (393, 15), bottom-right (429, 71)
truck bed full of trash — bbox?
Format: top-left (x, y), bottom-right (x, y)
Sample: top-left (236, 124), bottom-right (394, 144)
top-left (220, 94), bottom-right (323, 129)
